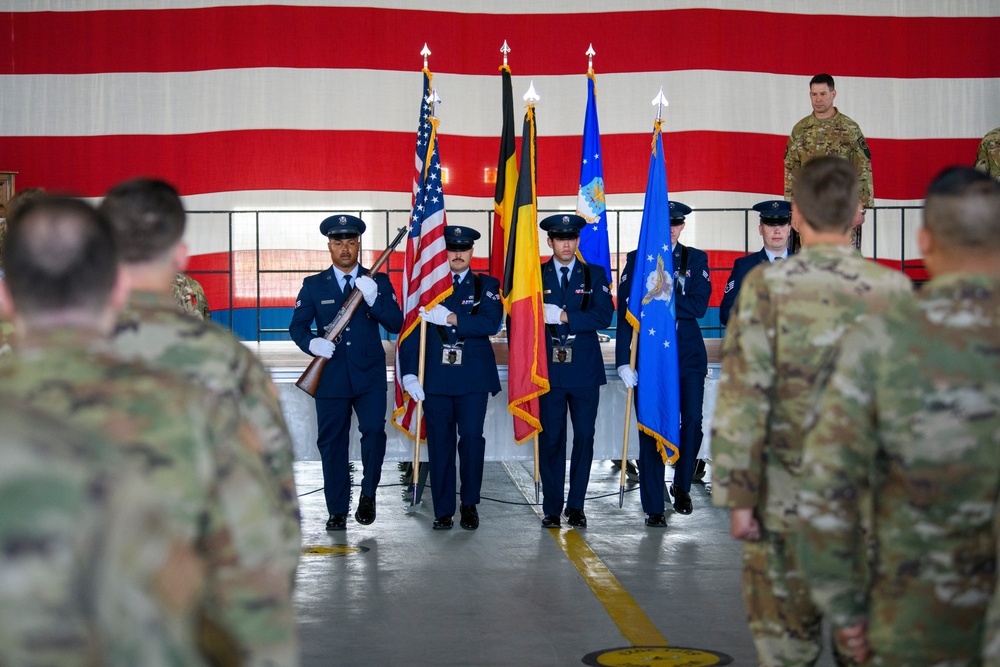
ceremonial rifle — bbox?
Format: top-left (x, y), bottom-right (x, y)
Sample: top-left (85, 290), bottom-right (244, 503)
top-left (295, 225), bottom-right (409, 396)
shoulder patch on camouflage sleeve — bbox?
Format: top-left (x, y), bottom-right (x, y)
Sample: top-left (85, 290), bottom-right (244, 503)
top-left (858, 136), bottom-right (871, 159)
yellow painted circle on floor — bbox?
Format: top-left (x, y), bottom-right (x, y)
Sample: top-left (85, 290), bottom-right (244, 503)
top-left (301, 545), bottom-right (369, 557)
top-left (582, 646), bottom-right (732, 666)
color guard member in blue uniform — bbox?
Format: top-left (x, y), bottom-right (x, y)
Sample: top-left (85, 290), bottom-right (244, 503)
top-left (666, 202), bottom-right (712, 514)
top-left (718, 200), bottom-right (793, 327)
top-left (398, 226), bottom-right (502, 531)
top-left (537, 214), bottom-right (614, 529)
top-left (289, 215), bottom-right (403, 530)
top-left (615, 250), bottom-right (667, 527)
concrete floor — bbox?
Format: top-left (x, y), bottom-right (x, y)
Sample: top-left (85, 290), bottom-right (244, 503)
top-left (292, 459), bottom-right (839, 667)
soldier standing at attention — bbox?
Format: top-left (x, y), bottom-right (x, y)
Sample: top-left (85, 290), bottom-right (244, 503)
top-left (289, 214), bottom-right (403, 530)
top-left (0, 197), bottom-right (298, 666)
top-left (536, 214), bottom-right (614, 529)
top-left (796, 167), bottom-right (1000, 665)
top-left (785, 73), bottom-right (872, 250)
top-left (399, 226), bottom-right (502, 530)
top-left (976, 126), bottom-right (1000, 180)
top-left (718, 200), bottom-right (792, 328)
top-left (711, 156), bottom-right (911, 666)
top-left (100, 178), bottom-right (301, 574)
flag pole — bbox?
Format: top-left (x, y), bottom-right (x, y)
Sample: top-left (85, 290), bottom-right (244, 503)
top-left (618, 329), bottom-right (639, 507)
top-left (533, 433), bottom-right (540, 504)
top-left (411, 319), bottom-right (428, 506)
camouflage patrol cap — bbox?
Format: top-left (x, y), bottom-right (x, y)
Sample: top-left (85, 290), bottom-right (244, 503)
top-left (752, 200), bottom-right (792, 225)
top-left (539, 214), bottom-right (586, 239)
top-left (444, 225), bottom-right (480, 251)
top-left (320, 214), bottom-right (366, 239)
top-left (668, 201), bottom-right (692, 225)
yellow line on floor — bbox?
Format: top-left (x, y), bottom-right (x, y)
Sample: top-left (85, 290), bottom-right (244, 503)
top-left (502, 462), bottom-right (669, 647)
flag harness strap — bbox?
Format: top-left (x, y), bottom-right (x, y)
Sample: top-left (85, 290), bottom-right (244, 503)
top-left (547, 261), bottom-right (591, 345)
top-left (434, 272), bottom-right (483, 348)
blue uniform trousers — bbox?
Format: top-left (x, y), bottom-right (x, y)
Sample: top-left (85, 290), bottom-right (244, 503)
top-left (424, 392), bottom-right (489, 518)
top-left (674, 371), bottom-right (706, 493)
top-left (538, 385), bottom-right (599, 517)
top-left (315, 389), bottom-right (387, 515)
top-left (637, 430), bottom-right (666, 515)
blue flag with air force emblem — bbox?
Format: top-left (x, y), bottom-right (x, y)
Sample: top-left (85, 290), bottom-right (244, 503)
top-left (625, 119), bottom-right (681, 463)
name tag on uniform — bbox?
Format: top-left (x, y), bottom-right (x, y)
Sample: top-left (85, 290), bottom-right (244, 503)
top-left (442, 346), bottom-right (463, 366)
top-left (551, 346), bottom-right (573, 364)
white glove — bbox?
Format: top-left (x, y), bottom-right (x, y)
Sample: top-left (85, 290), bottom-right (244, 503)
top-left (419, 304), bottom-right (453, 327)
top-left (617, 364), bottom-right (638, 388)
top-left (309, 337), bottom-right (335, 359)
top-left (402, 374), bottom-right (425, 402)
top-left (355, 275), bottom-right (378, 306)
top-left (543, 303), bottom-right (564, 325)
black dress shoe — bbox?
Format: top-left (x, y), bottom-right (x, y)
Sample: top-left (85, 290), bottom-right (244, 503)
top-left (432, 515), bottom-right (453, 530)
top-left (625, 460), bottom-right (639, 481)
top-left (355, 493), bottom-right (376, 525)
top-left (645, 513), bottom-right (667, 527)
top-left (541, 514), bottom-right (561, 528)
top-left (692, 459), bottom-right (708, 484)
top-left (670, 485), bottom-right (693, 514)
top-left (565, 508), bottom-right (587, 528)
top-left (459, 504), bottom-right (479, 530)
top-left (326, 514), bottom-right (347, 531)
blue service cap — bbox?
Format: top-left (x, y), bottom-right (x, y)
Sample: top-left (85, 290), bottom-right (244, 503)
top-left (669, 201), bottom-right (692, 224)
top-left (444, 225), bottom-right (481, 250)
top-left (752, 200), bottom-right (792, 225)
top-left (320, 214), bottom-right (366, 239)
top-left (539, 213), bottom-right (586, 238)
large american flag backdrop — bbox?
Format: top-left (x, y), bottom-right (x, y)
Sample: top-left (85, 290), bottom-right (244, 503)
top-left (3, 1), bottom-right (998, 334)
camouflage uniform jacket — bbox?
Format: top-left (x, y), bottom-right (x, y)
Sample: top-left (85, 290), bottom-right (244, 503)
top-left (784, 109), bottom-right (874, 208)
top-left (976, 126), bottom-right (1000, 181)
top-left (0, 402), bottom-right (214, 667)
top-left (710, 244), bottom-right (912, 533)
top-left (110, 288), bottom-right (301, 575)
top-left (172, 272), bottom-right (211, 320)
top-left (985, 503), bottom-right (1000, 666)
top-left (0, 332), bottom-right (299, 667)
top-left (796, 274), bottom-right (1000, 664)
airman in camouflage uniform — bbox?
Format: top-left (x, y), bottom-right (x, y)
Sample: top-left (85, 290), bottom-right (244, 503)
top-left (975, 126), bottom-right (1000, 181)
top-left (797, 167), bottom-right (1000, 665)
top-left (100, 178), bottom-right (301, 573)
top-left (0, 401), bottom-right (209, 667)
top-left (172, 271), bottom-right (211, 320)
top-left (0, 196), bottom-right (299, 667)
top-left (785, 74), bottom-right (872, 250)
top-left (712, 157), bottom-right (912, 666)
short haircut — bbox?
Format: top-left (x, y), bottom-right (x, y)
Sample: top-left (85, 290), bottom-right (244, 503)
top-left (3, 197), bottom-right (118, 317)
top-left (792, 156), bottom-right (859, 233)
top-left (0, 188), bottom-right (46, 270)
top-left (924, 166), bottom-right (1000, 251)
top-left (810, 73), bottom-right (835, 89)
top-left (99, 178), bottom-right (186, 263)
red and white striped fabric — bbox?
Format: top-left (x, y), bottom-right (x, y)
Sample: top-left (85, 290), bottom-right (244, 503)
top-left (3, 2), bottom-right (997, 214)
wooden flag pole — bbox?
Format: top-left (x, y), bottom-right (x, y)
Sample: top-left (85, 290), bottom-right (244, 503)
top-left (533, 433), bottom-right (541, 504)
top-left (618, 328), bottom-right (639, 508)
top-left (410, 319), bottom-right (429, 506)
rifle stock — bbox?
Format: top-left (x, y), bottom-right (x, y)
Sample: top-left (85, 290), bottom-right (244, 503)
top-left (295, 226), bottom-right (409, 396)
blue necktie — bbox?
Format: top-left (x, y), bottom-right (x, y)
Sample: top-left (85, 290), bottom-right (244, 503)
top-left (343, 275), bottom-right (352, 292)
top-left (560, 266), bottom-right (570, 298)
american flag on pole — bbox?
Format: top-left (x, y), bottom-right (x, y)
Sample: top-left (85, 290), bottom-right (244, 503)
top-left (392, 67), bottom-right (453, 438)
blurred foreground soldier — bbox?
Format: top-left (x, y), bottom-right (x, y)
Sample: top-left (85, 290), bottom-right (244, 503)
top-left (987, 512), bottom-right (1000, 667)
top-left (665, 201), bottom-right (711, 514)
top-left (785, 73), bottom-right (872, 251)
top-left (289, 214), bottom-right (403, 530)
top-left (0, 403), bottom-right (210, 666)
top-left (711, 156), bottom-right (911, 666)
top-left (536, 214), bottom-right (613, 529)
top-left (172, 271), bottom-right (211, 320)
top-left (718, 200), bottom-right (792, 327)
top-left (0, 186), bottom-right (45, 356)
top-left (100, 177), bottom-right (301, 573)
top-left (399, 226), bottom-right (502, 530)
top-left (0, 197), bottom-right (298, 666)
top-left (976, 126), bottom-right (1000, 180)
top-left (797, 166), bottom-right (1000, 665)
